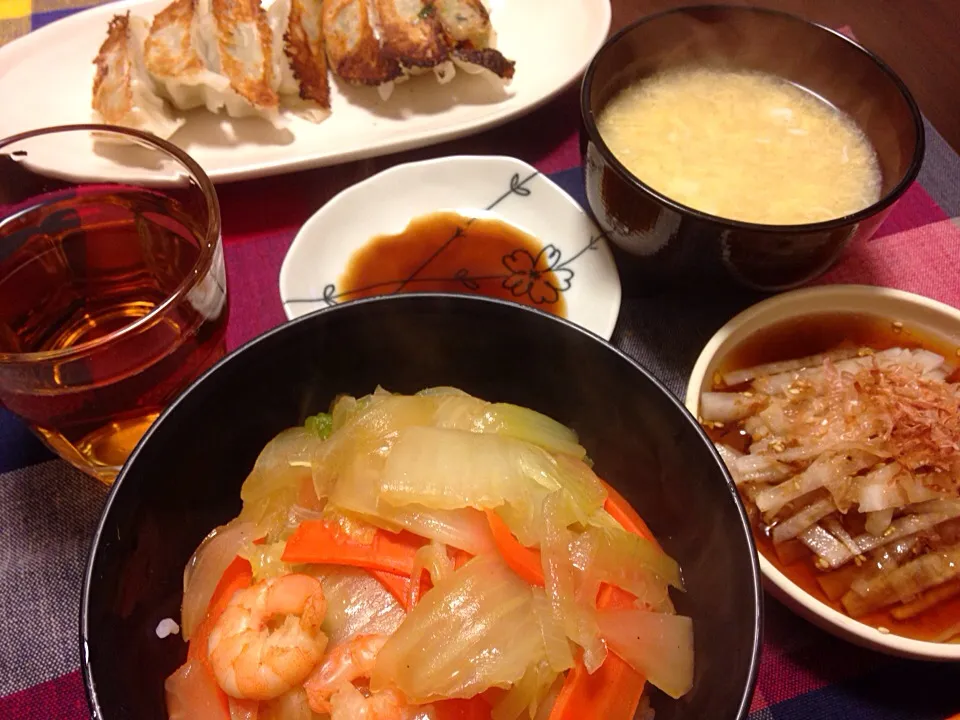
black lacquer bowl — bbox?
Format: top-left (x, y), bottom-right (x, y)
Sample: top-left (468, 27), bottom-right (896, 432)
top-left (581, 5), bottom-right (924, 292)
top-left (81, 294), bottom-right (762, 720)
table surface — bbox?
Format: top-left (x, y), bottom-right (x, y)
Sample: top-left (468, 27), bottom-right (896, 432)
top-left (1, 1), bottom-right (960, 719)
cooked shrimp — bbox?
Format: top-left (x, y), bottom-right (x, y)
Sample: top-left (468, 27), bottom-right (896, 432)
top-left (208, 573), bottom-right (328, 701)
top-left (305, 633), bottom-right (403, 714)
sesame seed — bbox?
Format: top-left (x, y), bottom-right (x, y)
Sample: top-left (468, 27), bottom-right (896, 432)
top-left (877, 626), bottom-right (891, 635)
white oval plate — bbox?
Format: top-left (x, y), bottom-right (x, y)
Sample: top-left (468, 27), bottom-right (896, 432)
top-left (0, 0), bottom-right (610, 183)
top-left (279, 155), bottom-right (622, 339)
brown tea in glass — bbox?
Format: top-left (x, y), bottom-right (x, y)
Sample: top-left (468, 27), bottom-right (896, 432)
top-left (0, 125), bottom-right (228, 483)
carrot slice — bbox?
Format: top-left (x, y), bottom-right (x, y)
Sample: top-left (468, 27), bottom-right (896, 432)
top-left (184, 556), bottom-right (253, 717)
top-left (484, 509), bottom-right (545, 586)
top-left (187, 556), bottom-right (253, 665)
top-left (601, 480), bottom-right (657, 546)
top-left (281, 520), bottom-right (425, 575)
top-left (368, 568), bottom-right (432, 611)
top-left (485, 483), bottom-right (655, 589)
top-left (549, 484), bottom-right (650, 720)
top-left (549, 648), bottom-right (645, 720)
top-left (433, 697), bottom-right (492, 720)
top-left (549, 583), bottom-right (647, 720)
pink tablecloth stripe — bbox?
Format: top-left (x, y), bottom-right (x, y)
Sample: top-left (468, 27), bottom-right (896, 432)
top-left (0, 672), bottom-right (88, 719)
top-left (816, 218), bottom-right (960, 307)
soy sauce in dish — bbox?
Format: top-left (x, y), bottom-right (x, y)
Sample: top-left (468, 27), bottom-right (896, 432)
top-left (338, 211), bottom-right (568, 316)
top-left (706, 312), bottom-right (960, 643)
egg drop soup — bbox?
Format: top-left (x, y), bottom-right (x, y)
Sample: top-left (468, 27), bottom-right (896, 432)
top-left (597, 67), bottom-right (882, 225)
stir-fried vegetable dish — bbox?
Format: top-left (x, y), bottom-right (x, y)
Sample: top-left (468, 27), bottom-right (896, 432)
top-left (165, 387), bottom-right (694, 720)
top-left (703, 343), bottom-right (960, 643)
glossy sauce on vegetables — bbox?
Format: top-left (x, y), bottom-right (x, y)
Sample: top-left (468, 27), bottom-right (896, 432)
top-left (707, 312), bottom-right (960, 643)
top-left (339, 211), bottom-right (568, 316)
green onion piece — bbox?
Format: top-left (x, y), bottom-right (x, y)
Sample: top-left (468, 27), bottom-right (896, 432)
top-left (304, 412), bottom-right (334, 439)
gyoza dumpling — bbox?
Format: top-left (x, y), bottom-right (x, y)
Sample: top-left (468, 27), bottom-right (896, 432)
top-left (322, 0), bottom-right (400, 92)
top-left (432, 0), bottom-right (514, 80)
top-left (142, 0), bottom-right (232, 112)
top-left (268, 0), bottom-right (331, 121)
top-left (432, 0), bottom-right (489, 47)
top-left (372, 0), bottom-right (449, 72)
top-left (92, 13), bottom-right (185, 139)
top-left (196, 0), bottom-right (283, 121)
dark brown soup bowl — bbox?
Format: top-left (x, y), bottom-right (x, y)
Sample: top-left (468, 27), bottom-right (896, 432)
top-left (81, 294), bottom-right (762, 720)
top-left (580, 5), bottom-right (924, 293)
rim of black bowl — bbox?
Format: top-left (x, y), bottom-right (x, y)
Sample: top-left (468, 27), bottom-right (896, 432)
top-left (580, 4), bottom-right (926, 234)
top-left (80, 293), bottom-right (763, 720)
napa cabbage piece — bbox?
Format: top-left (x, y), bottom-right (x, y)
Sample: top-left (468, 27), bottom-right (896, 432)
top-left (319, 388), bottom-right (585, 472)
top-left (309, 566), bottom-right (405, 646)
top-left (378, 426), bottom-right (605, 536)
top-left (370, 554), bottom-right (547, 702)
top-left (531, 587), bottom-right (574, 672)
top-left (180, 519), bottom-right (254, 640)
top-left (433, 396), bottom-right (586, 459)
top-left (329, 452), bottom-right (497, 555)
top-left (574, 524), bottom-right (683, 589)
top-left (238, 427), bottom-right (325, 539)
top-left (411, 542), bottom-right (454, 585)
top-left (240, 427), bottom-right (319, 506)
top-left (540, 492), bottom-right (607, 673)
top-left (491, 659), bottom-right (559, 720)
top-left (596, 608), bottom-right (695, 700)
top-left (570, 525), bottom-right (681, 613)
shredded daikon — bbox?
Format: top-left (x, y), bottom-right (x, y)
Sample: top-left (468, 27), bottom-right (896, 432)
top-left (705, 345), bottom-right (960, 636)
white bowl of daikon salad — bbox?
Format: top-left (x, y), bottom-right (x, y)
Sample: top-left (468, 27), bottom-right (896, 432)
top-left (685, 284), bottom-right (960, 660)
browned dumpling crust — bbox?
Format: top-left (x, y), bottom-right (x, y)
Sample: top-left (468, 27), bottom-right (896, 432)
top-left (286, 0), bottom-right (332, 108)
top-left (143, 0), bottom-right (206, 77)
top-left (322, 0), bottom-right (400, 85)
top-left (212, 0), bottom-right (279, 108)
top-left (373, 0), bottom-right (450, 69)
top-left (92, 13), bottom-right (137, 121)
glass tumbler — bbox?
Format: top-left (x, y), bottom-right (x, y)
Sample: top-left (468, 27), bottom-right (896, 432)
top-left (0, 125), bottom-right (229, 483)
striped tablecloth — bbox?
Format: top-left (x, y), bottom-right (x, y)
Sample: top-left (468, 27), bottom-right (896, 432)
top-left (2, 2), bottom-right (960, 718)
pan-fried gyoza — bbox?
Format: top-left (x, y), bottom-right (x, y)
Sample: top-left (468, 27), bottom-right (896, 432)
top-left (91, 0), bottom-right (516, 138)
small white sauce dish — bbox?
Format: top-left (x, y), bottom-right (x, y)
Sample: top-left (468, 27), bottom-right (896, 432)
top-left (685, 284), bottom-right (960, 661)
top-left (278, 155), bottom-right (622, 340)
